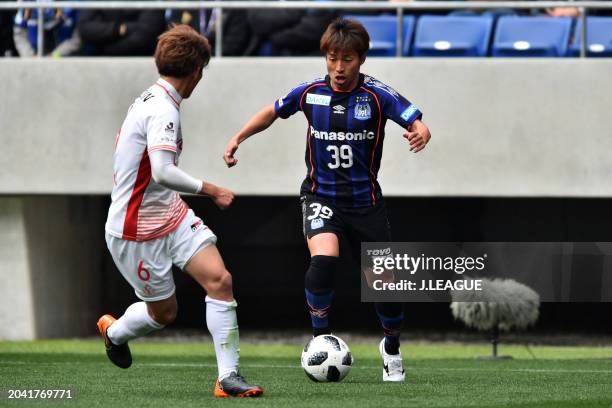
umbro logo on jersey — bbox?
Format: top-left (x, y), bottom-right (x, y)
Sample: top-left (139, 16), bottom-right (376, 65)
top-left (333, 105), bottom-right (345, 114)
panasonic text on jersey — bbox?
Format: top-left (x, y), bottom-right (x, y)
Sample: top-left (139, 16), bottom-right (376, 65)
top-left (310, 126), bottom-right (375, 141)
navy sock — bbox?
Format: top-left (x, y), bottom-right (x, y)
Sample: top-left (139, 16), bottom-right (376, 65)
top-left (305, 289), bottom-right (333, 336)
top-left (375, 302), bottom-right (404, 355)
top-left (304, 255), bottom-right (338, 336)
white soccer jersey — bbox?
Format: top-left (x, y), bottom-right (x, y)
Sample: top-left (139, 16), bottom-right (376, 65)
top-left (105, 79), bottom-right (189, 242)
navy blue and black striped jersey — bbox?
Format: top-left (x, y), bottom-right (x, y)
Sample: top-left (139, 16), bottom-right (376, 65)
top-left (274, 73), bottom-right (423, 208)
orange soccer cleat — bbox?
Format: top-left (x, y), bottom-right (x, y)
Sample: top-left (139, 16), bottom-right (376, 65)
top-left (97, 314), bottom-right (132, 369)
top-left (213, 372), bottom-right (264, 398)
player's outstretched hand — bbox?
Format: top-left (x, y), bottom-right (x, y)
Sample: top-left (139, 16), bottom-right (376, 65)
top-left (212, 186), bottom-right (235, 210)
top-left (404, 119), bottom-right (431, 153)
top-left (224, 139), bottom-right (239, 167)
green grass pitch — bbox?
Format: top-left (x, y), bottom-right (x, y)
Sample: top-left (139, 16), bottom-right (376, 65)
top-left (1, 340), bottom-right (611, 407)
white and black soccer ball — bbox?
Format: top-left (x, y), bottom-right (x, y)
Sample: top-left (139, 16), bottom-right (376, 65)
top-left (301, 334), bottom-right (353, 382)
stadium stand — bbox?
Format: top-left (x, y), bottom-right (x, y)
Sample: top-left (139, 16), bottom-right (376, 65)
top-left (13, 6), bottom-right (79, 57)
top-left (247, 6), bottom-right (337, 56)
top-left (2, 2), bottom-right (612, 59)
top-left (340, 15), bottom-right (416, 57)
top-left (342, 15), bottom-right (397, 56)
top-left (78, 8), bottom-right (166, 56)
top-left (0, 0), bottom-right (17, 56)
top-left (492, 16), bottom-right (573, 57)
top-left (402, 16), bottom-right (416, 56)
top-left (568, 16), bottom-right (612, 57)
top-left (413, 15), bottom-right (494, 57)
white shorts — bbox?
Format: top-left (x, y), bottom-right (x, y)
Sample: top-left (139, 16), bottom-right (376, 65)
top-left (105, 209), bottom-right (217, 302)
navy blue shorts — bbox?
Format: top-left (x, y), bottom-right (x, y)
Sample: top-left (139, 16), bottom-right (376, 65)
top-left (300, 194), bottom-right (392, 254)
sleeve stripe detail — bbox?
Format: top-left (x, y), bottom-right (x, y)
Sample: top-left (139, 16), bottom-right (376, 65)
top-left (148, 145), bottom-right (178, 153)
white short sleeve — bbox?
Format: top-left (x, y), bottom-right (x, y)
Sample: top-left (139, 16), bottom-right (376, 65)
top-left (146, 107), bottom-right (180, 154)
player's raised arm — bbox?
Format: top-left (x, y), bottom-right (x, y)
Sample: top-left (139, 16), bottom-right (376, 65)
top-left (404, 119), bottom-right (431, 153)
top-left (224, 104), bottom-right (278, 167)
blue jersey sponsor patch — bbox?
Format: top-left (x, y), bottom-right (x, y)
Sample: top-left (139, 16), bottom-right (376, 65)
top-left (401, 105), bottom-right (418, 121)
top-left (306, 93), bottom-right (331, 106)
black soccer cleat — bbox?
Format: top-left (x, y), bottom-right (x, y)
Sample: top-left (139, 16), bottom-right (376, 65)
top-left (97, 314), bottom-right (132, 369)
top-left (214, 372), bottom-right (264, 398)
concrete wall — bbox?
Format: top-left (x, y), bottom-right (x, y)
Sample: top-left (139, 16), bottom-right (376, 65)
top-left (1, 58), bottom-right (611, 197)
top-left (0, 199), bottom-right (36, 339)
top-left (0, 196), bottom-right (107, 340)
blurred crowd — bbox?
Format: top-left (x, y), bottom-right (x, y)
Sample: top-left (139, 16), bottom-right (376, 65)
top-left (0, 0), bottom-right (605, 58)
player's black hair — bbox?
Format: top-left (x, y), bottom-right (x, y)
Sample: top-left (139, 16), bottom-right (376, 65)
top-left (320, 19), bottom-right (370, 58)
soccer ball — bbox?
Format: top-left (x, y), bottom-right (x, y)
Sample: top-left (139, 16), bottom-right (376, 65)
top-left (301, 334), bottom-right (353, 382)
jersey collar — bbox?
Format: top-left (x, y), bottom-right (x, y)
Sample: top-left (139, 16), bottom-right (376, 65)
top-left (325, 73), bottom-right (365, 94)
top-left (155, 78), bottom-right (183, 108)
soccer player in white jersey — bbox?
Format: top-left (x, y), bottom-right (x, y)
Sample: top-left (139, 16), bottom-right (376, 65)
top-left (98, 25), bottom-right (263, 398)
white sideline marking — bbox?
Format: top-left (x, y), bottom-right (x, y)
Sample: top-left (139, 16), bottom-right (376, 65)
top-left (1, 361), bottom-right (611, 374)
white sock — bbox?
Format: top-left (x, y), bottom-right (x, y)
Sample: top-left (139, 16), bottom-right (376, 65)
top-left (205, 296), bottom-right (240, 380)
top-left (107, 302), bottom-right (164, 345)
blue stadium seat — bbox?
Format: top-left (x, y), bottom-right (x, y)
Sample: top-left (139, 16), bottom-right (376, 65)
top-left (402, 16), bottom-right (416, 56)
top-left (569, 17), bottom-right (612, 57)
top-left (343, 15), bottom-right (414, 57)
top-left (492, 16), bottom-right (572, 57)
top-left (413, 15), bottom-right (494, 57)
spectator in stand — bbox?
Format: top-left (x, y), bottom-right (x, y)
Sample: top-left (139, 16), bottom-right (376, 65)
top-left (246, 1), bottom-right (338, 56)
top-left (78, 7), bottom-right (165, 56)
top-left (12, 1), bottom-right (80, 57)
top-left (0, 0), bottom-right (17, 56)
top-left (543, 0), bottom-right (612, 17)
top-left (165, 2), bottom-right (251, 56)
top-left (546, 7), bottom-right (581, 17)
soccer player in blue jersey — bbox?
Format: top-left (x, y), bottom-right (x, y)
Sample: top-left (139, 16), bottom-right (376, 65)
top-left (223, 19), bottom-right (431, 382)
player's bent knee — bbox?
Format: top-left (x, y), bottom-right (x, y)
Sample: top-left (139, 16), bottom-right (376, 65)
top-left (148, 304), bottom-right (178, 326)
top-left (205, 270), bottom-right (233, 298)
top-left (305, 255), bottom-right (339, 293)
top-left (219, 271), bottom-right (233, 293)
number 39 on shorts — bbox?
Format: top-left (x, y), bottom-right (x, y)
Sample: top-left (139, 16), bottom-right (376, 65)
top-left (307, 203), bottom-right (333, 220)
